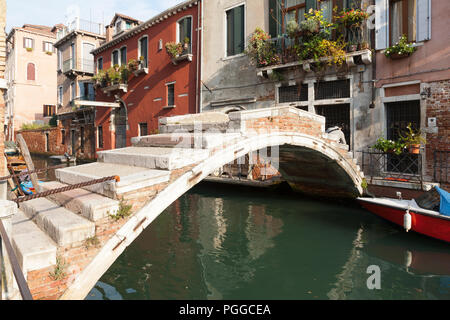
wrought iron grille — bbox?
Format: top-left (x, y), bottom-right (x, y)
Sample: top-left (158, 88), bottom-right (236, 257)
top-left (315, 80), bottom-right (350, 100)
top-left (278, 84), bottom-right (308, 103)
top-left (434, 150), bottom-right (449, 184)
top-left (386, 100), bottom-right (421, 141)
top-left (315, 104), bottom-right (351, 147)
top-left (361, 150), bottom-right (423, 184)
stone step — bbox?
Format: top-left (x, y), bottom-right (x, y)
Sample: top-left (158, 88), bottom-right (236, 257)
top-left (131, 133), bottom-right (242, 150)
top-left (20, 198), bottom-right (95, 246)
top-left (97, 147), bottom-right (210, 170)
top-left (11, 210), bottom-right (57, 276)
top-left (55, 162), bottom-right (170, 198)
top-left (40, 181), bottom-right (120, 222)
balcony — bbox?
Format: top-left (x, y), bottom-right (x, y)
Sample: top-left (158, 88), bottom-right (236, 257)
top-left (101, 83), bottom-right (128, 96)
top-left (255, 36), bottom-right (372, 78)
top-left (170, 43), bottom-right (193, 65)
top-left (360, 149), bottom-right (424, 188)
top-left (62, 58), bottom-right (95, 76)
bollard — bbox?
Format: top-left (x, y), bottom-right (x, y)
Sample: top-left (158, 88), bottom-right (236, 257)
top-left (0, 200), bottom-right (18, 300)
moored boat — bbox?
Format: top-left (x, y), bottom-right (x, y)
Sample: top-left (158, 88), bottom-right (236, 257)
top-left (357, 187), bottom-right (450, 243)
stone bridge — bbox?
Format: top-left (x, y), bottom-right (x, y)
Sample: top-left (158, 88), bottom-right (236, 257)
top-left (5, 106), bottom-right (364, 300)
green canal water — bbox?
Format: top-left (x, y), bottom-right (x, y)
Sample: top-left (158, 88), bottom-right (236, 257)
top-left (30, 155), bottom-right (450, 300)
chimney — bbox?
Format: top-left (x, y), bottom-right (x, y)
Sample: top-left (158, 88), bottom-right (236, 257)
top-left (105, 25), bottom-right (113, 42)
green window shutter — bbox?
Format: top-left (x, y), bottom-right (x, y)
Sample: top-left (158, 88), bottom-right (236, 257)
top-left (226, 9), bottom-right (234, 56)
top-left (234, 5), bottom-right (245, 55)
top-left (226, 5), bottom-right (245, 56)
top-left (269, 0), bottom-right (282, 38)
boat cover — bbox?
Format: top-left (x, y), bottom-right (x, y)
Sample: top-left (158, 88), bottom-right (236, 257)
top-left (436, 187), bottom-right (450, 217)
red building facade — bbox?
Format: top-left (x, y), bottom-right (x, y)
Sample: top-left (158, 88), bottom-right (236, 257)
top-left (92, 0), bottom-right (201, 152)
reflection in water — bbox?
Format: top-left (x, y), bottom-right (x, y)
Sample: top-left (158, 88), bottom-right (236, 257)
top-left (79, 181), bottom-right (449, 300)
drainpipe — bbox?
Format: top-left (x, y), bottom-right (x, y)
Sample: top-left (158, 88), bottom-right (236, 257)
top-left (196, 0), bottom-right (203, 114)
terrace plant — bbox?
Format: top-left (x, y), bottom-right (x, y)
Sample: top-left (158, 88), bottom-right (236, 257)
top-left (127, 59), bottom-right (139, 72)
top-left (245, 27), bottom-right (280, 67)
top-left (384, 35), bottom-right (417, 59)
top-left (335, 8), bottom-right (370, 28)
top-left (372, 137), bottom-right (406, 155)
top-left (165, 42), bottom-right (183, 59)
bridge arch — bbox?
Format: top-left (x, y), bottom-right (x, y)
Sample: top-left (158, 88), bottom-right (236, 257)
top-left (61, 130), bottom-right (364, 299)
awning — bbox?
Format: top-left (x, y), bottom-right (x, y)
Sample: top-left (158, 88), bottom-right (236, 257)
top-left (73, 100), bottom-right (120, 108)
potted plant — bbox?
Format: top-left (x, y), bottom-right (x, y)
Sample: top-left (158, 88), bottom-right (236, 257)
top-left (287, 20), bottom-right (301, 39)
top-left (183, 37), bottom-right (190, 50)
top-left (360, 41), bottom-right (369, 50)
top-left (245, 28), bottom-right (280, 68)
top-left (299, 18), bottom-right (320, 37)
top-left (372, 138), bottom-right (406, 155)
top-left (46, 51), bottom-right (53, 56)
top-left (165, 42), bottom-right (183, 59)
top-left (127, 59), bottom-right (139, 72)
top-left (384, 35), bottom-right (417, 59)
top-left (348, 41), bottom-right (358, 52)
top-left (119, 65), bottom-right (130, 84)
top-left (400, 123), bottom-right (426, 154)
top-left (336, 8), bottom-right (370, 29)
top-left (26, 47), bottom-right (33, 52)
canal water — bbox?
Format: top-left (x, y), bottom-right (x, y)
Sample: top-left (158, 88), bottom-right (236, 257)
top-left (30, 155), bottom-right (450, 300)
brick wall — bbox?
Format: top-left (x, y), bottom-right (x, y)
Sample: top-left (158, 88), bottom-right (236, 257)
top-left (425, 80), bottom-right (450, 190)
top-left (18, 127), bottom-right (66, 156)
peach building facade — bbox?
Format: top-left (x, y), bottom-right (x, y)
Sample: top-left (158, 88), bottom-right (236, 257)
top-left (4, 24), bottom-right (59, 139)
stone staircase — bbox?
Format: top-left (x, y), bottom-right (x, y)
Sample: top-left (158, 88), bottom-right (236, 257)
top-left (8, 107), bottom-right (366, 299)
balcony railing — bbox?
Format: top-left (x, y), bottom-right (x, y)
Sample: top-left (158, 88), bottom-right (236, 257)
top-left (360, 149), bottom-right (423, 185)
top-left (255, 35), bottom-right (372, 77)
top-left (62, 58), bottom-right (95, 75)
top-left (57, 18), bottom-right (105, 41)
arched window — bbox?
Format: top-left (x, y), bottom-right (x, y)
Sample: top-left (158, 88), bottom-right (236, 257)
top-left (27, 63), bottom-right (35, 81)
top-left (177, 16), bottom-right (192, 53)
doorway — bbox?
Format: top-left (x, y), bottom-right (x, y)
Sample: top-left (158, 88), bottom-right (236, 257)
top-left (114, 103), bottom-right (127, 149)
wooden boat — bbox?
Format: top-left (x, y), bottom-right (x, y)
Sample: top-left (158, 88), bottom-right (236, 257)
top-left (357, 187), bottom-right (450, 243)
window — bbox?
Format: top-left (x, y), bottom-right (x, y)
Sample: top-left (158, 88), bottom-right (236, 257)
top-left (61, 129), bottom-right (65, 145)
top-left (97, 57), bottom-right (103, 71)
top-left (120, 47), bottom-right (127, 66)
top-left (285, 0), bottom-right (306, 25)
top-left (23, 37), bottom-right (34, 49)
top-left (178, 16), bottom-right (192, 53)
top-left (314, 80), bottom-right (351, 100)
top-left (71, 43), bottom-right (76, 68)
top-left (71, 82), bottom-right (76, 101)
top-left (139, 36), bottom-right (148, 68)
top-left (112, 50), bottom-right (119, 66)
top-left (226, 4), bottom-right (245, 57)
top-left (58, 86), bottom-right (63, 105)
top-left (279, 84), bottom-right (308, 103)
top-left (43, 41), bottom-right (53, 53)
top-left (27, 63), bottom-right (35, 81)
top-left (139, 123), bottom-right (148, 137)
top-left (97, 125), bottom-right (103, 149)
top-left (116, 20), bottom-right (123, 34)
top-left (80, 127), bottom-right (85, 153)
top-left (375, 0), bottom-right (430, 50)
top-left (167, 83), bottom-right (175, 106)
top-left (43, 105), bottom-right (56, 117)
top-left (58, 50), bottom-right (62, 70)
top-left (315, 104), bottom-right (351, 148)
top-left (318, 0), bottom-right (332, 24)
top-left (389, 0), bottom-right (417, 45)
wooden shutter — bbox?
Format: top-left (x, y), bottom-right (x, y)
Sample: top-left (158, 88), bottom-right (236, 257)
top-left (375, 0), bottom-right (389, 50)
top-left (226, 9), bottom-right (234, 56)
top-left (269, 0), bottom-right (282, 38)
top-left (416, 0), bottom-right (431, 42)
top-left (27, 63), bottom-right (35, 81)
top-left (234, 5), bottom-right (245, 55)
top-left (79, 82), bottom-right (85, 99)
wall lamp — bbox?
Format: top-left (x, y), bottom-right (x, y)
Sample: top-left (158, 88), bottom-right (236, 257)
top-left (420, 87), bottom-right (431, 100)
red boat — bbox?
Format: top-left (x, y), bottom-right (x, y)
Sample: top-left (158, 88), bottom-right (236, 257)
top-left (357, 187), bottom-right (450, 243)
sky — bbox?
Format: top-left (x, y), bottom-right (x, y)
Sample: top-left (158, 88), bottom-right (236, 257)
top-left (5, 0), bottom-right (186, 33)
